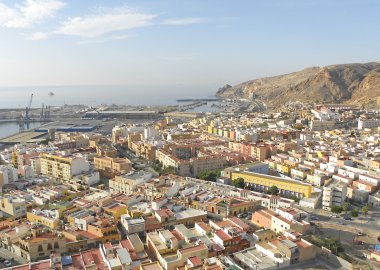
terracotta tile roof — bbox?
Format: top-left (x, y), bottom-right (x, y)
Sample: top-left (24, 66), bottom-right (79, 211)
top-left (179, 244), bottom-right (208, 255)
top-left (215, 230), bottom-right (232, 241)
top-left (188, 256), bottom-right (203, 266)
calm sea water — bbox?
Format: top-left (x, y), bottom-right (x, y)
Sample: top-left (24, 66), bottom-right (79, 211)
top-left (0, 122), bottom-right (43, 139)
top-left (0, 85), bottom-right (219, 139)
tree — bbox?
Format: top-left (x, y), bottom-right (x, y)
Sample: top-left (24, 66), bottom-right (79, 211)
top-left (266, 185), bottom-right (279, 195)
top-left (161, 166), bottom-right (175, 175)
top-left (232, 178), bottom-right (245, 188)
top-left (331, 205), bottom-right (343, 214)
top-left (342, 202), bottom-right (351, 213)
top-left (350, 209), bottom-right (359, 217)
top-left (362, 205), bottom-right (370, 216)
top-left (290, 195), bottom-right (300, 203)
top-left (198, 170), bottom-right (221, 182)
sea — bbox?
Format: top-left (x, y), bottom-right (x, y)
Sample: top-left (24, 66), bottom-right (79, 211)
top-left (0, 84), bottom-right (220, 138)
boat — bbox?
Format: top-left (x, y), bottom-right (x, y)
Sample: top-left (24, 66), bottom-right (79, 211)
top-left (48, 91), bottom-right (55, 96)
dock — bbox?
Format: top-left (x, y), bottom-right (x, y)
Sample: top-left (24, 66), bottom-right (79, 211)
top-left (176, 98), bottom-right (221, 102)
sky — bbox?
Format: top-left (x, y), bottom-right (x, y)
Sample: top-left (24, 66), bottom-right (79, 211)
top-left (0, 0), bottom-right (379, 89)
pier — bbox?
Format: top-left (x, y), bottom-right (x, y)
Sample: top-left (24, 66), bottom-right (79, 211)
top-left (176, 98), bottom-right (221, 102)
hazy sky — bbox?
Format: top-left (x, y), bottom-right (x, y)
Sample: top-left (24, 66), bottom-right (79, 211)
top-left (0, 0), bottom-right (379, 88)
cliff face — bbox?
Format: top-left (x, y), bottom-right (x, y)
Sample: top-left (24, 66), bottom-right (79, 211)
top-left (216, 62), bottom-right (380, 107)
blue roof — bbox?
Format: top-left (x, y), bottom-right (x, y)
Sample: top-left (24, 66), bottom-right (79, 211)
top-left (61, 256), bottom-right (73, 266)
top-left (35, 126), bottom-right (96, 132)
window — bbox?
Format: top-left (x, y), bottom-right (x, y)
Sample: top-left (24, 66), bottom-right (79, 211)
top-left (38, 245), bottom-right (43, 252)
top-left (47, 243), bottom-right (52, 250)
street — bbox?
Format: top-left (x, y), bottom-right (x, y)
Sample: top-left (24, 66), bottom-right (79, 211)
top-left (310, 208), bottom-right (380, 241)
top-left (0, 248), bottom-right (25, 268)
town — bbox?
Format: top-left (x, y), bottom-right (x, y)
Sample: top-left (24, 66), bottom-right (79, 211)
top-left (0, 101), bottom-right (379, 270)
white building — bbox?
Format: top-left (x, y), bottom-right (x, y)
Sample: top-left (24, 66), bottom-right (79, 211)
top-left (368, 192), bottom-right (380, 208)
top-left (358, 118), bottom-right (380, 130)
top-left (39, 153), bottom-right (90, 180)
top-left (322, 181), bottom-right (347, 210)
top-left (121, 214), bottom-right (145, 236)
top-left (309, 120), bottom-right (335, 131)
top-left (144, 127), bottom-right (159, 140)
top-left (0, 165), bottom-right (18, 186)
top-left (109, 171), bottom-right (152, 195)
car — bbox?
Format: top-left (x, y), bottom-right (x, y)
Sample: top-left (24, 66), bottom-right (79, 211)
top-left (310, 216), bottom-right (319, 220)
top-left (357, 231), bottom-right (365, 236)
top-left (4, 261), bottom-right (12, 267)
top-left (0, 257), bottom-right (5, 263)
top-left (240, 213), bottom-right (248, 218)
top-left (343, 216), bottom-right (352, 221)
top-left (337, 221), bottom-right (346, 225)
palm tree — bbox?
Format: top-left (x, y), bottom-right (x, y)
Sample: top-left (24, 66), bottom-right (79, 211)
top-left (362, 204), bottom-right (370, 216)
top-left (342, 202), bottom-right (350, 213)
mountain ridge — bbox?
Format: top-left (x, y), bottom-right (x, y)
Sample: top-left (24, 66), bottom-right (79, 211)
top-left (216, 62), bottom-right (380, 108)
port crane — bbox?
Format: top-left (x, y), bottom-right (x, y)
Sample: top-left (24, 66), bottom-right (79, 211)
top-left (19, 93), bottom-right (34, 131)
top-left (25, 93), bottom-right (34, 120)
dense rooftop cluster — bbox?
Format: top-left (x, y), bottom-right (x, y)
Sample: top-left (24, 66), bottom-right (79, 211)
top-left (1, 103), bottom-right (380, 269)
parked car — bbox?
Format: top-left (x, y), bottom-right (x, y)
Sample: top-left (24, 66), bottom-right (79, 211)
top-left (337, 221), bottom-right (346, 225)
top-left (4, 260), bottom-right (12, 267)
top-left (343, 215), bottom-right (352, 221)
top-left (310, 216), bottom-right (319, 220)
top-left (0, 257), bottom-right (5, 263)
top-left (357, 231), bottom-right (365, 236)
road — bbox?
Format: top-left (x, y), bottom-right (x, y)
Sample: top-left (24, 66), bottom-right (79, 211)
top-left (0, 248), bottom-right (25, 267)
top-left (307, 209), bottom-right (380, 269)
top-left (114, 144), bottom-right (159, 177)
top-left (310, 208), bottom-right (380, 241)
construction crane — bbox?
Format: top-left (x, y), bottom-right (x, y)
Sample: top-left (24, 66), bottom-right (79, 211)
top-left (46, 105), bottom-right (51, 119)
top-left (40, 104), bottom-right (44, 119)
top-left (25, 93), bottom-right (34, 120)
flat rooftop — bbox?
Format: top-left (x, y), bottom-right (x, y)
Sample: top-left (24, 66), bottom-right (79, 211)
top-left (0, 131), bottom-right (47, 144)
top-left (236, 171), bottom-right (312, 187)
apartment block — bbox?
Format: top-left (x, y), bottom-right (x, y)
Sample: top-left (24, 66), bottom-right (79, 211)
top-left (39, 153), bottom-right (90, 180)
top-left (0, 195), bottom-right (27, 218)
top-left (94, 156), bottom-right (132, 173)
top-left (358, 118), bottom-right (380, 130)
top-left (322, 181), bottom-right (347, 210)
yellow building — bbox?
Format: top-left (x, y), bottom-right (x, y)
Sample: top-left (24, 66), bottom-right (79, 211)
top-left (0, 195), bottom-right (27, 218)
top-left (147, 230), bottom-right (208, 270)
top-left (103, 203), bottom-right (127, 220)
top-left (370, 250), bottom-right (380, 262)
top-left (276, 163), bottom-right (292, 174)
top-left (140, 262), bottom-right (164, 270)
top-left (232, 171), bottom-right (312, 198)
top-left (87, 219), bottom-right (120, 243)
top-left (15, 227), bottom-right (66, 261)
top-left (27, 210), bottom-right (60, 229)
top-left (94, 156), bottom-right (132, 173)
top-left (39, 153), bottom-right (89, 180)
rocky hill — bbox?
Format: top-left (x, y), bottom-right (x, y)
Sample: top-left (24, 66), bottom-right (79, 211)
top-left (216, 62), bottom-right (380, 108)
